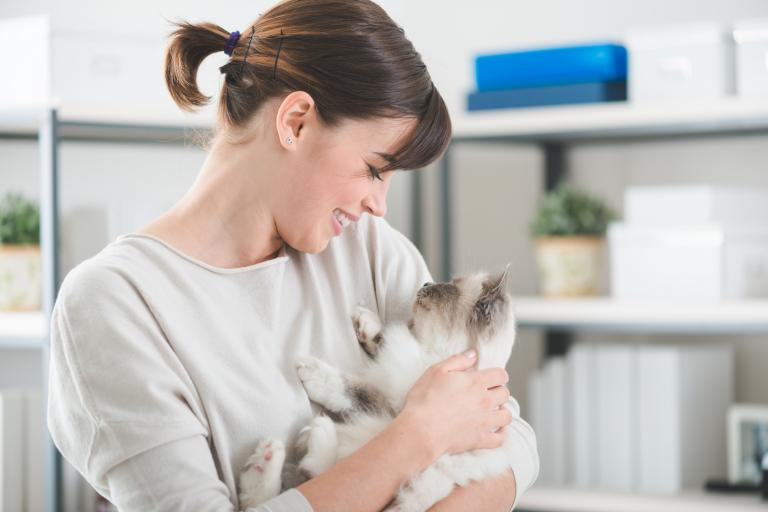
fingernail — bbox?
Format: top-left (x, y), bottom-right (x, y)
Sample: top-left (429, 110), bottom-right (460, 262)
top-left (464, 349), bottom-right (477, 359)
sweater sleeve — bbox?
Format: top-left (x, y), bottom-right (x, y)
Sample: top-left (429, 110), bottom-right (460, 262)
top-left (46, 262), bottom-right (313, 512)
top-left (505, 395), bottom-right (540, 510)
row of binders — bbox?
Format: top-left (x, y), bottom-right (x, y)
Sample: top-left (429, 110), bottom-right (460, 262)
top-left (528, 343), bottom-right (733, 494)
top-left (1, 389), bottom-right (45, 512)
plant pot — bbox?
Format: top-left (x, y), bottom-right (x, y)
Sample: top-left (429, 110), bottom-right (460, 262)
top-left (535, 236), bottom-right (604, 297)
top-left (0, 244), bottom-right (42, 311)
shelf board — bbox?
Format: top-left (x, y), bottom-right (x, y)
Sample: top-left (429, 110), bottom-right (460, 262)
top-left (512, 296), bottom-right (768, 332)
top-left (452, 97), bottom-right (768, 142)
top-left (519, 485), bottom-right (766, 512)
top-left (0, 311), bottom-right (46, 348)
top-left (0, 103), bottom-right (213, 143)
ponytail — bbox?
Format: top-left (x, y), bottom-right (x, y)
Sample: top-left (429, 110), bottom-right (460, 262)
top-left (164, 21), bottom-right (229, 111)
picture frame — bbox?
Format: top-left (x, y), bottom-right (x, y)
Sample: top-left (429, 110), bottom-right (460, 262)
top-left (728, 404), bottom-right (768, 484)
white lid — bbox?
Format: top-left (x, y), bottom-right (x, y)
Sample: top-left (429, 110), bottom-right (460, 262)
top-left (625, 22), bottom-right (730, 49)
top-left (733, 17), bottom-right (768, 44)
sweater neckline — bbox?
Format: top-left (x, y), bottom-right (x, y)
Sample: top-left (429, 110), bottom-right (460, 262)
top-left (115, 233), bottom-right (290, 275)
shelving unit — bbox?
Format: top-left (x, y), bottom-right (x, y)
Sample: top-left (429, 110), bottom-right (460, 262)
top-left (518, 485), bottom-right (766, 512)
top-left (0, 311), bottom-right (47, 348)
top-left (512, 297), bottom-right (768, 333)
top-left (451, 97), bottom-right (768, 141)
top-left (439, 97), bottom-right (768, 512)
top-left (0, 105), bottom-right (213, 512)
top-left (5, 96), bottom-right (768, 512)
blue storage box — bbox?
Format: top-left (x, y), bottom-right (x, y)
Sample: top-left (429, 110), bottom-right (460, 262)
top-left (466, 80), bottom-right (627, 111)
top-left (475, 43), bottom-right (627, 92)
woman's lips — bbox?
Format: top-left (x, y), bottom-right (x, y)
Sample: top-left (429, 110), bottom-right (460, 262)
top-left (331, 214), bottom-right (343, 236)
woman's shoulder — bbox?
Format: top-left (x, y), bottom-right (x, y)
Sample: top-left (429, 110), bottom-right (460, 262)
top-left (56, 237), bottom-right (158, 312)
top-left (349, 213), bottom-right (420, 257)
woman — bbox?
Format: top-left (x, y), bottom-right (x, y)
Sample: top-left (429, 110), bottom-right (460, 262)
top-left (47, 0), bottom-right (539, 510)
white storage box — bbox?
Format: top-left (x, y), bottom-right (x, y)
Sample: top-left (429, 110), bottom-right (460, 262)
top-left (625, 185), bottom-right (768, 227)
top-left (0, 15), bottom-right (219, 124)
top-left (625, 23), bottom-right (735, 102)
top-left (733, 18), bottom-right (768, 97)
top-left (609, 223), bottom-right (768, 301)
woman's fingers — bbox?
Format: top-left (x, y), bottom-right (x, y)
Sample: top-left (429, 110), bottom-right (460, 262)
top-left (438, 349), bottom-right (478, 372)
top-left (485, 406), bottom-right (513, 431)
top-left (475, 367), bottom-right (509, 389)
top-left (479, 425), bottom-right (509, 449)
top-left (487, 385), bottom-right (511, 408)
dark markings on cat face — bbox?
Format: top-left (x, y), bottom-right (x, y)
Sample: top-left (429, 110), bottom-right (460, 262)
top-left (415, 282), bottom-right (460, 317)
top-left (468, 272), bottom-right (509, 340)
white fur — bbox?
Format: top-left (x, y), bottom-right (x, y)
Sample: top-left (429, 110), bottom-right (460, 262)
top-left (239, 270), bottom-right (517, 511)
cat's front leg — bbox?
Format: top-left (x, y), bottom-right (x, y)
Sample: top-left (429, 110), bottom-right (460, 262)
top-left (351, 305), bottom-right (384, 358)
top-left (296, 356), bottom-right (356, 415)
top-left (238, 439), bottom-right (286, 509)
top-left (297, 415), bottom-right (339, 478)
top-left (296, 356), bottom-right (395, 419)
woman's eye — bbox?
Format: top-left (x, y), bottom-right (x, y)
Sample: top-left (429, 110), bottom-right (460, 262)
top-left (367, 163), bottom-right (384, 182)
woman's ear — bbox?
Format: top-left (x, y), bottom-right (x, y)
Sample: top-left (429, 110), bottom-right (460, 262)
top-left (275, 91), bottom-right (315, 150)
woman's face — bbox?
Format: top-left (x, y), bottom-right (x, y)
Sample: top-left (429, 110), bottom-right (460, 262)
top-left (274, 115), bottom-right (418, 253)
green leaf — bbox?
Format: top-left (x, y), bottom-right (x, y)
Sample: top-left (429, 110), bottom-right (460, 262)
top-left (0, 192), bottom-right (40, 245)
top-left (530, 184), bottom-right (615, 237)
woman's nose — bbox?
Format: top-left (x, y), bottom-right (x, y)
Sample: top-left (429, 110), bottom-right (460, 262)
top-left (362, 188), bottom-right (388, 217)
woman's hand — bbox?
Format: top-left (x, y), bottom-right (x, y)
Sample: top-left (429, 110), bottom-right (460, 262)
top-left (399, 349), bottom-right (512, 461)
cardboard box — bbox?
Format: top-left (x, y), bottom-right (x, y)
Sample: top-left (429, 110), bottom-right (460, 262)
top-left (625, 23), bottom-right (735, 102)
top-left (624, 185), bottom-right (768, 227)
top-left (609, 223), bottom-right (768, 301)
top-left (0, 15), bottom-right (218, 124)
top-left (733, 18), bottom-right (768, 97)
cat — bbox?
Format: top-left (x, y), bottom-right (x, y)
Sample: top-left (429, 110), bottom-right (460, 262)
top-left (238, 267), bottom-right (517, 512)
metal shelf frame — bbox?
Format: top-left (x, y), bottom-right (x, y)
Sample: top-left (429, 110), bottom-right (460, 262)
top-left (436, 99), bottom-right (768, 512)
top-left (0, 107), bottom-right (213, 512)
top-left (439, 100), bottom-right (768, 334)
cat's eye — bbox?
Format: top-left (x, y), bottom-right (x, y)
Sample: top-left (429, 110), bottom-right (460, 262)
top-left (422, 282), bottom-right (432, 288)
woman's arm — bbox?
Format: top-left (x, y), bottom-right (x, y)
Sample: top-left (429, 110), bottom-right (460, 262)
top-left (297, 350), bottom-right (512, 512)
top-left (427, 469), bottom-right (516, 512)
top-left (296, 410), bottom-right (435, 512)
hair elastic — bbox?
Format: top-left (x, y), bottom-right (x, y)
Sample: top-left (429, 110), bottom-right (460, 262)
top-left (223, 25), bottom-right (284, 81)
top-left (223, 31), bottom-right (240, 56)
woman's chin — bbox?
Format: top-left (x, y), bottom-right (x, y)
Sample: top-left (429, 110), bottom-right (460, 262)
top-left (293, 235), bottom-right (330, 255)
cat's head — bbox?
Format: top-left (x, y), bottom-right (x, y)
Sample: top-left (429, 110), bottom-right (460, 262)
top-left (410, 267), bottom-right (515, 368)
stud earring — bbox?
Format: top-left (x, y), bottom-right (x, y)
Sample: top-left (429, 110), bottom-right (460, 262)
top-left (286, 136), bottom-right (293, 144)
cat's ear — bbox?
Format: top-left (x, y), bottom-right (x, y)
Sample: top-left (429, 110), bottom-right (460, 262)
top-left (472, 266), bottom-right (510, 327)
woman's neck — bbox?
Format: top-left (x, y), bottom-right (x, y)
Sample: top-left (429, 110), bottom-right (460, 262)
top-left (137, 130), bottom-right (285, 269)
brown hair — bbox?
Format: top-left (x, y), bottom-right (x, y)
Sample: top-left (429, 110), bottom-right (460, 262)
top-left (163, 0), bottom-right (451, 171)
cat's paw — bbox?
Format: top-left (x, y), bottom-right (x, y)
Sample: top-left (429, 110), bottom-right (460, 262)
top-left (298, 415), bottom-right (339, 477)
top-left (238, 439), bottom-right (286, 508)
top-left (351, 305), bottom-right (383, 357)
top-left (296, 357), bottom-right (353, 412)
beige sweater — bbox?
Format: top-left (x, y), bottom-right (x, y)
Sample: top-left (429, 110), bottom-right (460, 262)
top-left (47, 214), bottom-right (539, 511)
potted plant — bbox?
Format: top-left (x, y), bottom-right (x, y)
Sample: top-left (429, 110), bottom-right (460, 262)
top-left (530, 185), bottom-right (615, 297)
top-left (0, 192), bottom-right (41, 311)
